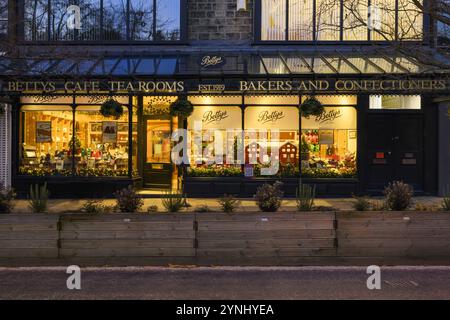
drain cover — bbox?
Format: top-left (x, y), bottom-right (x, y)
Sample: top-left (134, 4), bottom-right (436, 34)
top-left (384, 280), bottom-right (419, 288)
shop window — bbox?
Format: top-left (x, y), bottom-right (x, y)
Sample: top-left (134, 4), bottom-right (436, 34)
top-left (19, 106), bottom-right (74, 176)
top-left (245, 106), bottom-right (299, 177)
top-left (75, 106), bottom-right (130, 176)
top-left (369, 95), bottom-right (421, 109)
top-left (187, 106), bottom-right (243, 177)
top-left (301, 107), bottom-right (357, 178)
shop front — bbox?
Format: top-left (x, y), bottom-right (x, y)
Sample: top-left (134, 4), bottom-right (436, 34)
top-left (1, 50), bottom-right (449, 197)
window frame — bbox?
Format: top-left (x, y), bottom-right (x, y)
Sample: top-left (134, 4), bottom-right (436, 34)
top-left (18, 0), bottom-right (187, 44)
top-left (254, 0), bottom-right (427, 44)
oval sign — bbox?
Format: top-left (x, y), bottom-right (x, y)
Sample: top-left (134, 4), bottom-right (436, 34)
top-left (198, 55), bottom-right (226, 70)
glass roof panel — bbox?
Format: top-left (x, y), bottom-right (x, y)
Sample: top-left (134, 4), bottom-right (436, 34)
top-left (90, 58), bottom-right (119, 75)
top-left (345, 57), bottom-right (381, 73)
top-left (392, 57), bottom-right (421, 73)
top-left (261, 57), bottom-right (289, 74)
top-left (323, 57), bottom-right (359, 74)
top-left (157, 58), bottom-right (177, 75)
top-left (307, 57), bottom-right (334, 74)
top-left (135, 57), bottom-right (156, 74)
top-left (367, 57), bottom-right (403, 73)
top-left (77, 60), bottom-right (98, 74)
top-left (26, 60), bottom-right (56, 74)
top-left (48, 59), bottom-right (77, 74)
top-left (284, 57), bottom-right (312, 73)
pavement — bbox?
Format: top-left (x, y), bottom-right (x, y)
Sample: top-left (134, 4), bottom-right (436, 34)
top-left (8, 196), bottom-right (445, 213)
top-left (0, 266), bottom-right (449, 300)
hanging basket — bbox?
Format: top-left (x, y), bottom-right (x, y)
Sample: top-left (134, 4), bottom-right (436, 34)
top-left (100, 99), bottom-right (124, 119)
top-left (170, 97), bottom-right (194, 117)
top-left (300, 97), bottom-right (324, 119)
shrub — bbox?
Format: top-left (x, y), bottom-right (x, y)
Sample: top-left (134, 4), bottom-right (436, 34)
top-left (147, 205), bottom-right (159, 213)
top-left (113, 185), bottom-right (144, 213)
top-left (352, 195), bottom-right (371, 211)
top-left (384, 181), bottom-right (413, 211)
top-left (195, 205), bottom-right (214, 213)
top-left (81, 200), bottom-right (106, 214)
top-left (28, 183), bottom-right (49, 213)
top-left (254, 181), bottom-right (284, 212)
top-left (414, 202), bottom-right (438, 212)
top-left (218, 194), bottom-right (240, 213)
top-left (161, 192), bottom-right (185, 212)
top-left (371, 200), bottom-right (386, 211)
top-left (296, 184), bottom-right (316, 211)
top-left (0, 187), bottom-right (16, 213)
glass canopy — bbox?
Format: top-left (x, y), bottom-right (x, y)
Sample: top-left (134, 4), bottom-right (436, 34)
top-left (0, 49), bottom-right (448, 77)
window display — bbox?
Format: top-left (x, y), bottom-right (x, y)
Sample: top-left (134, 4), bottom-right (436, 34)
top-left (19, 103), bottom-right (137, 177)
top-left (245, 106), bottom-right (299, 177)
top-left (301, 107), bottom-right (357, 178)
top-left (187, 106), bottom-right (242, 177)
top-left (75, 106), bottom-right (131, 176)
top-left (19, 106), bottom-right (74, 176)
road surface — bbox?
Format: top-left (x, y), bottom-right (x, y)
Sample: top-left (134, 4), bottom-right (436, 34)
top-left (0, 266), bottom-right (449, 300)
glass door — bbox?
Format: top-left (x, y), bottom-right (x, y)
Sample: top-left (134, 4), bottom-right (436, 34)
top-left (143, 117), bottom-right (172, 189)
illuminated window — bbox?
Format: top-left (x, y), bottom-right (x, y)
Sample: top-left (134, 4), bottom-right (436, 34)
top-left (343, 0), bottom-right (368, 40)
top-left (259, 0), bottom-right (423, 42)
top-left (301, 106), bottom-right (357, 178)
top-left (369, 95), bottom-right (421, 109)
top-left (75, 106), bottom-right (130, 176)
top-left (19, 106), bottom-right (74, 176)
top-left (315, 0), bottom-right (340, 40)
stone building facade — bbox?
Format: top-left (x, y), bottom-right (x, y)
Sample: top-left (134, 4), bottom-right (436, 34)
top-left (188, 0), bottom-right (253, 42)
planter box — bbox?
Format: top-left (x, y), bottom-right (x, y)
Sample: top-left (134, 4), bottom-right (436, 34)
top-left (1, 211), bottom-right (450, 266)
top-left (184, 176), bottom-right (359, 197)
top-left (12, 176), bottom-right (142, 198)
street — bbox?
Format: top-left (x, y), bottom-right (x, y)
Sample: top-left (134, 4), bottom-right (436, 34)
top-left (0, 266), bottom-right (449, 300)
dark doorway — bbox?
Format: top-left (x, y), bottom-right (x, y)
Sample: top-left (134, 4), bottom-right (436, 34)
top-left (142, 116), bottom-right (173, 189)
top-left (365, 113), bottom-right (424, 192)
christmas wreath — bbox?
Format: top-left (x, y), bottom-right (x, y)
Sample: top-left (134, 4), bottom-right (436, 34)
top-left (100, 99), bottom-right (124, 119)
top-left (300, 97), bottom-right (324, 118)
top-left (170, 96), bottom-right (194, 117)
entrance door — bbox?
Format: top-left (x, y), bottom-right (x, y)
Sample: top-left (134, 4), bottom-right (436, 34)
top-left (366, 113), bottom-right (424, 192)
top-left (143, 117), bottom-right (172, 189)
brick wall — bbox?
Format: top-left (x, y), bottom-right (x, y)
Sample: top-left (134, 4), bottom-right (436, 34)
top-left (188, 0), bottom-right (253, 42)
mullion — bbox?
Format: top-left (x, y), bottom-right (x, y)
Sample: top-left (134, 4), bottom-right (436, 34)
top-left (153, 0), bottom-right (157, 41)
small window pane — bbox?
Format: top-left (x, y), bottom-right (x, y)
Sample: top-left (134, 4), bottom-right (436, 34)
top-left (261, 0), bottom-right (286, 41)
top-left (343, 0), bottom-right (368, 40)
top-left (157, 58), bottom-right (177, 74)
top-left (0, 0), bottom-right (7, 36)
top-left (369, 95), bottom-right (421, 109)
top-left (288, 0), bottom-right (313, 40)
top-left (370, 0), bottom-right (396, 40)
top-left (324, 57), bottom-right (359, 73)
top-left (285, 57), bottom-right (312, 73)
top-left (24, 0), bottom-right (49, 41)
top-left (156, 0), bottom-right (181, 40)
top-left (398, 0), bottom-right (423, 40)
top-left (346, 57), bottom-right (382, 73)
top-left (316, 0), bottom-right (340, 40)
top-left (130, 0), bottom-right (154, 40)
top-left (103, 0), bottom-right (127, 40)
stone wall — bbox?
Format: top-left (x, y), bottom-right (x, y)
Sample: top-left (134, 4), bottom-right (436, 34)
top-left (188, 0), bottom-right (253, 42)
